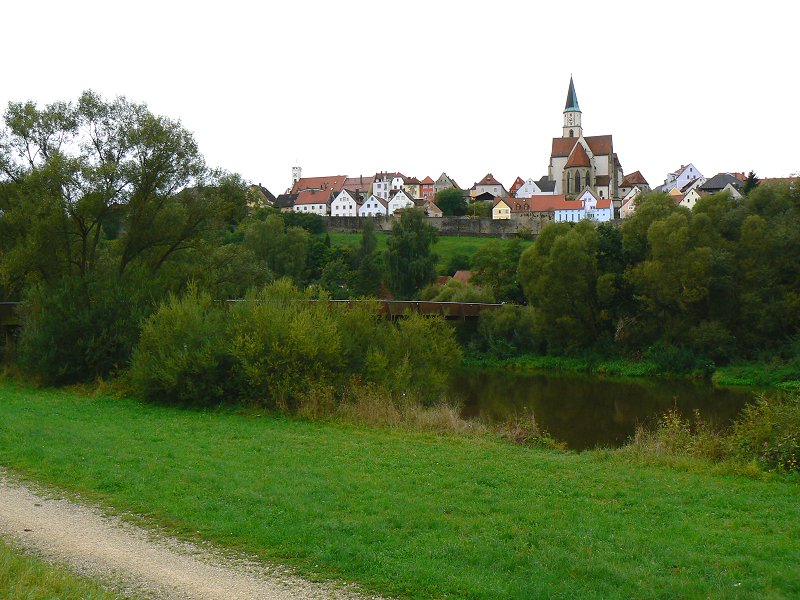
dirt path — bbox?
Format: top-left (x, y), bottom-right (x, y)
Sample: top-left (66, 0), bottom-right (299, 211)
top-left (0, 470), bottom-right (385, 599)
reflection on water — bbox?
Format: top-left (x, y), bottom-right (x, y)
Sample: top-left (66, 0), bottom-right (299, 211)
top-left (449, 369), bottom-right (754, 451)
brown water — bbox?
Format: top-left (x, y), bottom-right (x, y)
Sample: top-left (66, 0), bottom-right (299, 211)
top-left (449, 370), bottom-right (754, 451)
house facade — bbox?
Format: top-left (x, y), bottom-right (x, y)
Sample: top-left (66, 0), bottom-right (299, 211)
top-left (388, 189), bottom-right (415, 214)
top-left (471, 173), bottom-right (508, 198)
top-left (420, 176), bottom-right (435, 202)
top-left (293, 189), bottom-right (331, 215)
top-left (373, 172), bottom-right (406, 200)
top-left (434, 172), bottom-right (461, 194)
top-left (330, 190), bottom-right (363, 216)
top-left (659, 164), bottom-right (703, 193)
top-left (358, 194), bottom-right (388, 217)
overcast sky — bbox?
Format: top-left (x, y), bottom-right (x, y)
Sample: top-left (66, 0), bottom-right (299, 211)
top-left (3, 1), bottom-right (797, 194)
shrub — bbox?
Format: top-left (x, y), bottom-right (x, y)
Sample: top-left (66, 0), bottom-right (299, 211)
top-left (230, 280), bottom-right (343, 407)
top-left (732, 394), bottom-right (800, 472)
top-left (129, 285), bottom-right (232, 405)
top-left (18, 275), bottom-right (153, 384)
top-left (644, 343), bottom-right (708, 376)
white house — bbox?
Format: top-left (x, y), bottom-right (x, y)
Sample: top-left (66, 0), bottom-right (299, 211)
top-left (659, 163), bottom-right (703, 193)
top-left (293, 189), bottom-right (331, 216)
top-left (577, 188), bottom-right (613, 222)
top-left (471, 173), bottom-right (508, 198)
top-left (515, 178), bottom-right (544, 198)
top-left (388, 189), bottom-right (415, 215)
top-left (358, 194), bottom-right (388, 217)
top-left (680, 188), bottom-right (703, 209)
top-left (373, 172), bottom-right (406, 200)
top-left (330, 190), bottom-right (362, 217)
top-left (619, 186), bottom-right (642, 218)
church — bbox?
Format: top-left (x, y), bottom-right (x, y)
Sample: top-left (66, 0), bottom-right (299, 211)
top-left (547, 77), bottom-right (624, 206)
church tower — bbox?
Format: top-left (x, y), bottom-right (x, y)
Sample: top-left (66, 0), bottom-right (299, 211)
top-left (291, 165), bottom-right (302, 187)
top-left (562, 76), bottom-right (582, 138)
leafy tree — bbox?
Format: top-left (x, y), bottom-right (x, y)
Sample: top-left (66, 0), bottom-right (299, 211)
top-left (351, 220), bottom-right (383, 297)
top-left (435, 187), bottom-right (467, 216)
top-left (242, 213), bottom-right (309, 281)
top-left (444, 253), bottom-right (471, 274)
top-left (518, 221), bottom-right (607, 353)
top-left (385, 209), bottom-right (438, 299)
top-left (471, 239), bottom-right (525, 303)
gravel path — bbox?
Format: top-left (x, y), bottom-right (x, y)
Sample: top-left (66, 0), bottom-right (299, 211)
top-left (0, 470), bottom-right (385, 599)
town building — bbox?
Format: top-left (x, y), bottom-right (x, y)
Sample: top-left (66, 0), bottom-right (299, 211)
top-left (358, 194), bottom-right (389, 217)
top-left (330, 189), bottom-right (363, 216)
top-left (293, 189), bottom-right (332, 215)
top-left (547, 77), bottom-right (623, 204)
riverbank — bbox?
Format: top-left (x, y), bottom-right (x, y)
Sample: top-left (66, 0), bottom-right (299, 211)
top-left (463, 353), bottom-right (800, 390)
top-left (0, 380), bottom-right (797, 599)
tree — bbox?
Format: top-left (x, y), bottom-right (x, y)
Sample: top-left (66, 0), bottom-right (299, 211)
top-left (742, 170), bottom-right (760, 195)
top-left (470, 239), bottom-right (525, 303)
top-left (434, 187), bottom-right (467, 216)
top-left (242, 213), bottom-right (309, 281)
top-left (351, 220), bottom-right (383, 297)
top-left (0, 91), bottom-right (233, 290)
top-left (385, 209), bottom-right (438, 299)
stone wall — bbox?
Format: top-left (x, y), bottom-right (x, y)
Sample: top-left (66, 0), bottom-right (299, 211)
top-left (324, 215), bottom-right (555, 238)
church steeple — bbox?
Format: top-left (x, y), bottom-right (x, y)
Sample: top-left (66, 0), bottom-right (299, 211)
top-left (565, 76), bottom-right (580, 111)
top-left (563, 76), bottom-right (583, 138)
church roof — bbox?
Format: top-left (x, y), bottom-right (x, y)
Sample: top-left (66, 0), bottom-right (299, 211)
top-left (551, 135), bottom-right (613, 158)
top-left (565, 76), bottom-right (580, 112)
top-left (595, 175), bottom-right (611, 186)
top-left (565, 143), bottom-right (591, 168)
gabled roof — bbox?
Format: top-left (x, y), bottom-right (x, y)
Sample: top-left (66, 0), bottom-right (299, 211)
top-left (565, 76), bottom-right (580, 112)
top-left (620, 171), bottom-right (649, 187)
top-left (421, 175), bottom-right (435, 185)
top-left (335, 189), bottom-right (364, 202)
top-left (551, 135), bottom-right (612, 158)
top-left (295, 189), bottom-right (332, 205)
top-left (374, 171), bottom-right (405, 181)
top-left (250, 184), bottom-right (276, 204)
top-left (274, 193), bottom-right (298, 209)
top-left (475, 173), bottom-right (503, 187)
top-left (596, 199), bottom-right (612, 209)
top-left (403, 176), bottom-right (421, 185)
top-left (536, 177), bottom-right (557, 193)
top-left (509, 176), bottom-right (525, 192)
top-left (565, 143), bottom-right (591, 168)
top-left (699, 172), bottom-right (742, 192)
top-left (389, 188), bottom-right (412, 200)
top-left (291, 176), bottom-right (347, 194)
top-left (680, 177), bottom-right (701, 193)
top-left (673, 194), bottom-right (686, 205)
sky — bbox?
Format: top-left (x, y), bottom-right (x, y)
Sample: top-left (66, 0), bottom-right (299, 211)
top-left (3, 0), bottom-right (798, 194)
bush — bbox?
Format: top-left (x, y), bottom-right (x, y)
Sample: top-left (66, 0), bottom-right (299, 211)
top-left (230, 280), bottom-right (342, 407)
top-left (129, 285), bottom-right (233, 405)
top-left (732, 394), bottom-right (800, 472)
top-left (18, 275), bottom-right (153, 384)
top-left (473, 305), bottom-right (542, 357)
top-left (644, 343), bottom-right (708, 376)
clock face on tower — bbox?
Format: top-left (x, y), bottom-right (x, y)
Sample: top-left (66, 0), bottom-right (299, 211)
top-left (567, 114), bottom-right (574, 125)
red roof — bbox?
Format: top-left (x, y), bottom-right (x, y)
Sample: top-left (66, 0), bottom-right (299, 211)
top-left (453, 270), bottom-right (473, 284)
top-left (509, 176), bottom-right (525, 193)
top-left (291, 175), bottom-right (347, 194)
top-left (344, 176), bottom-right (374, 193)
top-left (295, 189), bottom-right (332, 205)
top-left (421, 176), bottom-right (435, 184)
top-left (565, 144), bottom-right (591, 168)
top-left (596, 199), bottom-right (612, 209)
top-left (620, 170), bottom-right (649, 187)
top-left (673, 194), bottom-right (686, 205)
top-left (551, 135), bottom-right (613, 158)
top-left (507, 194), bottom-right (579, 213)
top-left (476, 173), bottom-right (502, 187)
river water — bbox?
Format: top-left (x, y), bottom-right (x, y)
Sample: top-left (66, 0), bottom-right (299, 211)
top-left (448, 370), bottom-right (755, 451)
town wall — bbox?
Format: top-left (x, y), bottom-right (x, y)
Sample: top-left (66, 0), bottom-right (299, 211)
top-left (324, 215), bottom-right (556, 237)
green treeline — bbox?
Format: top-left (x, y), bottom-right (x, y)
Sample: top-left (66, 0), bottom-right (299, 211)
top-left (2, 91), bottom-right (800, 390)
top-left (472, 187), bottom-right (800, 377)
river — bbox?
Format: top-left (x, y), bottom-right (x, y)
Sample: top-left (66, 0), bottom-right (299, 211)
top-left (449, 370), bottom-right (755, 451)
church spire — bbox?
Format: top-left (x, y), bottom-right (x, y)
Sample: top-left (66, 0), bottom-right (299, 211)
top-left (565, 76), bottom-right (580, 112)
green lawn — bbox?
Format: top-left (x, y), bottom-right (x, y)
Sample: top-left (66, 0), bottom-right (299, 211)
top-left (0, 380), bottom-right (798, 599)
top-left (1, 538), bottom-right (125, 599)
top-left (326, 232), bottom-right (531, 272)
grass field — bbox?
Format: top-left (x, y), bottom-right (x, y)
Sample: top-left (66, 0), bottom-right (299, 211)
top-left (1, 538), bottom-right (124, 599)
top-left (0, 380), bottom-right (798, 599)
top-left (326, 231), bottom-right (531, 272)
